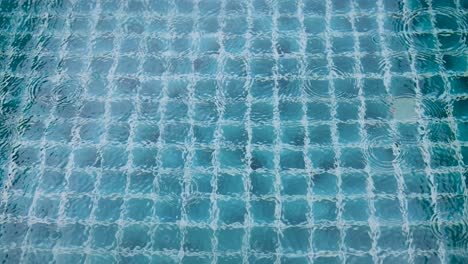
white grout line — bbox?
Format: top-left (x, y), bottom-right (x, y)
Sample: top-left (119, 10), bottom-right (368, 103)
top-left (401, 0), bottom-right (443, 263)
top-left (2, 69), bottom-right (468, 85)
top-left (54, 0), bottom-right (102, 262)
top-left (101, 0), bottom-right (127, 261)
top-left (423, 0), bottom-right (468, 261)
top-left (297, 0), bottom-right (315, 262)
top-left (155, 1), bottom-right (176, 261)
top-left (271, 1), bottom-right (283, 263)
top-left (209, 0), bottom-right (227, 262)
top-left (178, 0), bottom-right (200, 262)
top-left (324, 0), bottom-right (346, 262)
top-left (348, 1), bottom-right (380, 263)
top-left (452, 0), bottom-right (468, 242)
top-left (376, 0), bottom-right (415, 263)
top-left (1, 243), bottom-right (466, 260)
top-left (61, 1), bottom-right (102, 262)
top-left (139, 0), bottom-right (160, 260)
top-left (242, 0), bottom-right (254, 263)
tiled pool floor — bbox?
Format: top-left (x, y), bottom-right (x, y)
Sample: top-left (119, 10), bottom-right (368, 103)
top-left (0, 0), bottom-right (467, 263)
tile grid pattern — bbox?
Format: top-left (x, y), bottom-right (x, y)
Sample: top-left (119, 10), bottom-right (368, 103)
top-left (401, 0), bottom-right (445, 262)
top-left (49, 0), bottom-right (82, 262)
top-left (16, 0), bottom-right (66, 261)
top-left (0, 0), bottom-right (32, 218)
top-left (425, 0), bottom-right (467, 262)
top-left (0, 0), bottom-right (466, 263)
top-left (0, 0), bottom-right (55, 214)
top-left (426, 0), bottom-right (468, 222)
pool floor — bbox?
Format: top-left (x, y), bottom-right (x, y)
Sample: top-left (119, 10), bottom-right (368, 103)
top-left (0, 0), bottom-right (467, 263)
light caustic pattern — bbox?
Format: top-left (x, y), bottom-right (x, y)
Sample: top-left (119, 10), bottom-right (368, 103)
top-left (0, 0), bottom-right (467, 263)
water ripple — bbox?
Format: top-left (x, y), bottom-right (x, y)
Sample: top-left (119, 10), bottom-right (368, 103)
top-left (303, 76), bottom-right (357, 99)
top-left (397, 7), bottom-right (468, 55)
top-left (431, 213), bottom-right (468, 250)
top-left (52, 78), bottom-right (83, 106)
top-left (365, 136), bottom-right (401, 172)
top-left (421, 98), bottom-right (448, 119)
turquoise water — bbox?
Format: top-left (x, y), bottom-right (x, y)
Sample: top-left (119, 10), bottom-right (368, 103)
top-left (0, 0), bottom-right (467, 263)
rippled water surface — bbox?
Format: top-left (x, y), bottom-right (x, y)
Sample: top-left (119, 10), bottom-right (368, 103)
top-left (0, 0), bottom-right (467, 263)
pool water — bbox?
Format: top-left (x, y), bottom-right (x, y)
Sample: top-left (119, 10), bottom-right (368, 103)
top-left (0, 0), bottom-right (467, 263)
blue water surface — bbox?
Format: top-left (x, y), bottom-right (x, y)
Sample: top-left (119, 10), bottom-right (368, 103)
top-left (0, 0), bottom-right (467, 263)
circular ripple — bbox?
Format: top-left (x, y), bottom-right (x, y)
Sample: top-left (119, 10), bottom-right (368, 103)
top-left (52, 79), bottom-right (83, 106)
top-left (414, 51), bottom-right (440, 63)
top-left (398, 8), bottom-right (468, 55)
top-left (304, 78), bottom-right (329, 99)
top-left (0, 122), bottom-right (11, 151)
top-left (431, 213), bottom-right (468, 249)
top-left (421, 98), bottom-right (448, 119)
top-left (307, 64), bottom-right (348, 78)
top-left (307, 65), bottom-right (330, 77)
top-left (334, 77), bottom-right (358, 100)
top-left (28, 77), bottom-right (52, 102)
top-left (377, 56), bottom-right (388, 74)
top-left (303, 74), bottom-right (357, 99)
top-left (365, 135), bottom-right (401, 172)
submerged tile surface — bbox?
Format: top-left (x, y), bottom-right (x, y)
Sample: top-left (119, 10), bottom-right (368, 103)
top-left (0, 0), bottom-right (467, 263)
